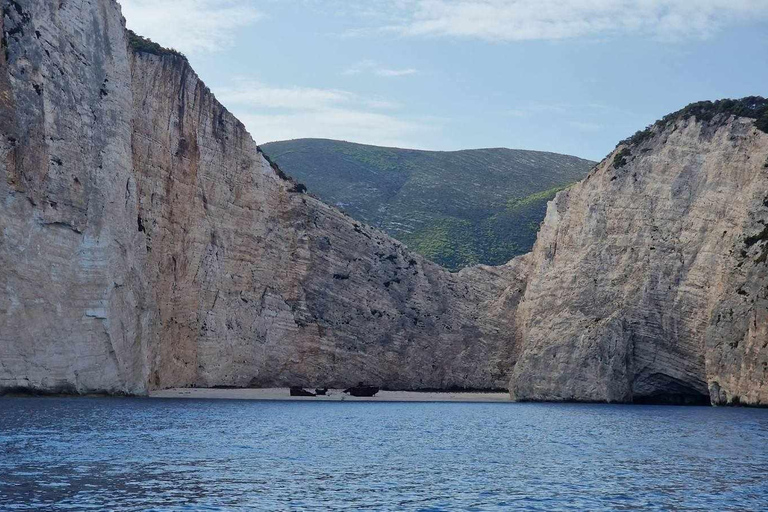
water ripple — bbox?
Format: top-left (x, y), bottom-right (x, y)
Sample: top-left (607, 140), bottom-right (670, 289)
top-left (1, 399), bottom-right (767, 510)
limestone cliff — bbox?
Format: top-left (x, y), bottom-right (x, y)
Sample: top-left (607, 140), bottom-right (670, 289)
top-left (1, 0), bottom-right (148, 394)
top-left (508, 101), bottom-right (768, 406)
top-left (0, 0), bottom-right (519, 394)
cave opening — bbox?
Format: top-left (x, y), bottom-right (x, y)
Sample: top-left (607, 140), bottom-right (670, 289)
top-left (632, 392), bottom-right (711, 406)
top-left (632, 374), bottom-right (712, 406)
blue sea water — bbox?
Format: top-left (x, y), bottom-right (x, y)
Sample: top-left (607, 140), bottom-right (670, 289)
top-left (0, 398), bottom-right (767, 511)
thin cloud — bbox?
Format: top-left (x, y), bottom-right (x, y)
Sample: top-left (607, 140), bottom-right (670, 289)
top-left (374, 0), bottom-right (768, 42)
top-left (120, 0), bottom-right (262, 54)
top-left (216, 81), bottom-right (398, 110)
top-left (508, 102), bottom-right (636, 118)
top-left (239, 109), bottom-right (439, 148)
top-left (569, 121), bottom-right (603, 132)
top-left (212, 80), bottom-right (436, 147)
top-left (506, 103), bottom-right (612, 133)
top-left (343, 59), bottom-right (419, 77)
top-left (216, 83), bottom-right (355, 110)
top-left (505, 109), bottom-right (527, 118)
top-left (377, 68), bottom-right (419, 77)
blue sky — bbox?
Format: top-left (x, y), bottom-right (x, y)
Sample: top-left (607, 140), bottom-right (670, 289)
top-left (121, 0), bottom-right (768, 161)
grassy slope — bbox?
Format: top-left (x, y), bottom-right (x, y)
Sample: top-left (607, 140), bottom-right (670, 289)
top-left (261, 139), bottom-right (595, 270)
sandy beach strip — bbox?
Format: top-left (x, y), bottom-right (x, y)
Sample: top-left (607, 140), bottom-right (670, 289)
top-left (149, 387), bottom-right (511, 403)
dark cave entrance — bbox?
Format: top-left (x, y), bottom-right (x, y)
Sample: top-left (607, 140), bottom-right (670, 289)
top-left (632, 392), bottom-right (711, 406)
top-left (632, 374), bottom-right (712, 406)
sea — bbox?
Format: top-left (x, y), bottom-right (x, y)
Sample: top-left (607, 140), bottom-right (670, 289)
top-left (1, 398), bottom-right (767, 511)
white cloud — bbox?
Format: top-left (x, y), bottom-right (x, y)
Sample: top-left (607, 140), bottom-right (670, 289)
top-left (377, 68), bottom-right (420, 77)
top-left (343, 59), bottom-right (419, 77)
top-left (216, 83), bottom-right (355, 110)
top-left (120, 0), bottom-right (262, 54)
top-left (239, 109), bottom-right (438, 147)
top-left (212, 81), bottom-right (437, 147)
top-left (375, 0), bottom-right (768, 42)
top-left (569, 121), bottom-right (602, 132)
top-left (366, 99), bottom-right (404, 109)
top-left (216, 81), bottom-right (399, 110)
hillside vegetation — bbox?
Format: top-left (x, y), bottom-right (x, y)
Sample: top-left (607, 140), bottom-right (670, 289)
top-left (261, 139), bottom-right (595, 270)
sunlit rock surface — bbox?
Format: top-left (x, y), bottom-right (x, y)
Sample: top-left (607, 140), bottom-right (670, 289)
top-left (510, 114), bottom-right (768, 406)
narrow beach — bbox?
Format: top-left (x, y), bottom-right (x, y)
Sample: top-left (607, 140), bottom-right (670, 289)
top-left (150, 388), bottom-right (511, 403)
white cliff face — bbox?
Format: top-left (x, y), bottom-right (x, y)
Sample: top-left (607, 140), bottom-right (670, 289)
top-left (127, 45), bottom-right (528, 392)
top-left (0, 0), bottom-right (518, 394)
top-left (0, 0), bottom-right (150, 394)
top-left (509, 116), bottom-right (768, 405)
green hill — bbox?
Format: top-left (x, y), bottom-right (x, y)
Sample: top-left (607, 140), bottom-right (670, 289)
top-left (261, 139), bottom-right (595, 270)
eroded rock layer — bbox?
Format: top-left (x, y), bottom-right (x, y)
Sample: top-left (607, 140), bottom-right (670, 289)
top-left (1, 0), bottom-right (148, 394)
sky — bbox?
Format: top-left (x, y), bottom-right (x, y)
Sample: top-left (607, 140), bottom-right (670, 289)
top-left (120, 0), bottom-right (768, 161)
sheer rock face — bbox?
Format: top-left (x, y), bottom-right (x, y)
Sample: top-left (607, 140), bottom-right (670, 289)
top-left (128, 37), bottom-right (527, 392)
top-left (509, 117), bottom-right (768, 406)
top-left (0, 0), bottom-right (519, 394)
top-left (0, 0), bottom-right (149, 394)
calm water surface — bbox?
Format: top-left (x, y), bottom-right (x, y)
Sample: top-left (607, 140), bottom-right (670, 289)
top-left (0, 398), bottom-right (767, 511)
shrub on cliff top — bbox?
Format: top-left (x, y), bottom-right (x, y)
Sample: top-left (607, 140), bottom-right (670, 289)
top-left (621, 96), bottom-right (768, 147)
top-left (127, 30), bottom-right (186, 60)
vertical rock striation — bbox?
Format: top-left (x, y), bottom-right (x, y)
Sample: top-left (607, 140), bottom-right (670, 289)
top-left (127, 36), bottom-right (528, 392)
top-left (0, 0), bottom-right (149, 394)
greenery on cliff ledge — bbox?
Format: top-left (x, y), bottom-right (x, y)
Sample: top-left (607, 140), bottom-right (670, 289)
top-left (613, 148), bottom-right (632, 169)
top-left (622, 96), bottom-right (768, 147)
top-left (261, 139), bottom-right (593, 270)
top-left (127, 30), bottom-right (186, 60)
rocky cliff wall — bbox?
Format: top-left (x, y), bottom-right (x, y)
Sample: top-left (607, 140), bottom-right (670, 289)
top-left (130, 47), bottom-right (527, 390)
top-left (0, 0), bottom-right (519, 394)
top-left (1, 0), bottom-right (766, 405)
top-left (0, 0), bottom-right (149, 394)
top-left (509, 112), bottom-right (768, 406)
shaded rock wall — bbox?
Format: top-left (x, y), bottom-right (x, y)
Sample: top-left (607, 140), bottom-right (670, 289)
top-left (128, 40), bottom-right (525, 392)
